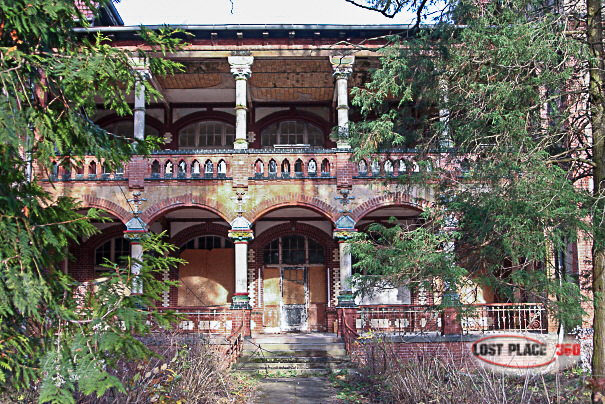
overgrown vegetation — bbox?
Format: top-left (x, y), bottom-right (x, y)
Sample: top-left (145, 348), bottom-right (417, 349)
top-left (0, 1), bottom-right (188, 402)
top-left (337, 339), bottom-right (589, 403)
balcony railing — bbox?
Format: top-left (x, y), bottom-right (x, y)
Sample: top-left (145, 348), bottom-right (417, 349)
top-left (350, 303), bottom-right (546, 336)
top-left (155, 306), bottom-right (232, 334)
top-left (461, 303), bottom-right (547, 334)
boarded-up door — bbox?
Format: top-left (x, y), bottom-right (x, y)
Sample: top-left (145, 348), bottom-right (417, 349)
top-left (308, 266), bottom-right (327, 331)
top-left (178, 249), bottom-right (235, 306)
top-left (281, 267), bottom-right (307, 331)
top-left (263, 267), bottom-right (280, 329)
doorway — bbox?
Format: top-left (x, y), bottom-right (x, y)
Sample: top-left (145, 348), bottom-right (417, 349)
top-left (281, 267), bottom-right (307, 331)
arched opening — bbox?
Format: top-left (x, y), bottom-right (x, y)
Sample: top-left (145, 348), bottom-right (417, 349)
top-left (217, 160), bottom-right (227, 177)
top-left (178, 159), bottom-right (187, 178)
top-left (321, 159), bottom-right (330, 176)
top-left (151, 160), bottom-right (160, 178)
top-left (268, 159), bottom-right (277, 177)
top-left (254, 159), bottom-right (264, 177)
top-left (308, 159), bottom-right (317, 177)
top-left (164, 160), bottom-right (174, 178)
top-left (95, 237), bottom-right (131, 271)
top-left (358, 160), bottom-right (367, 176)
top-left (204, 160), bottom-right (213, 178)
top-left (384, 160), bottom-right (394, 175)
top-left (281, 159), bottom-right (290, 177)
top-left (191, 160), bottom-right (201, 178)
top-left (371, 160), bottom-right (380, 176)
top-left (294, 159), bottom-right (303, 177)
top-left (88, 161), bottom-right (97, 179)
top-left (102, 120), bottom-right (160, 139)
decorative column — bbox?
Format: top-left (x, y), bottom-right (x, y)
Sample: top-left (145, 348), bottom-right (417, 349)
top-left (330, 55), bottom-right (354, 149)
top-left (333, 215), bottom-right (358, 307)
top-left (229, 191), bottom-right (254, 309)
top-left (131, 58), bottom-right (149, 141)
top-left (123, 191), bottom-right (148, 294)
top-left (228, 55), bottom-right (254, 150)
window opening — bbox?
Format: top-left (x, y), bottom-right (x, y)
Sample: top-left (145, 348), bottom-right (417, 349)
top-left (260, 120), bottom-right (324, 148)
top-left (178, 121), bottom-right (235, 149)
top-left (263, 236), bottom-right (324, 265)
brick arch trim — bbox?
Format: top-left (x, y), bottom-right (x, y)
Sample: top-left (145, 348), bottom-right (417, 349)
top-left (349, 192), bottom-right (428, 223)
top-left (81, 195), bottom-right (130, 224)
top-left (170, 222), bottom-right (231, 248)
top-left (245, 193), bottom-right (339, 224)
top-left (140, 194), bottom-right (236, 224)
top-left (94, 113), bottom-right (164, 133)
top-left (251, 222), bottom-right (337, 253)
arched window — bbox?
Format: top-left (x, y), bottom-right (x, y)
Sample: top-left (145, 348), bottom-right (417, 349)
top-left (178, 121), bottom-right (235, 149)
top-left (371, 161), bottom-right (380, 176)
top-left (151, 160), bottom-right (160, 178)
top-left (398, 159), bottom-right (407, 174)
top-left (263, 235), bottom-right (324, 265)
top-left (95, 237), bottom-right (131, 270)
top-left (191, 160), bottom-right (201, 177)
top-left (294, 159), bottom-right (303, 176)
top-left (281, 159), bottom-right (290, 177)
top-left (50, 162), bottom-right (58, 179)
top-left (88, 161), bottom-right (97, 178)
top-left (179, 236), bottom-right (234, 253)
top-left (384, 160), bottom-right (394, 175)
top-left (321, 159), bottom-right (330, 176)
top-left (103, 121), bottom-right (159, 139)
top-left (204, 160), bottom-right (213, 177)
top-left (164, 160), bottom-right (173, 178)
top-left (254, 159), bottom-right (264, 177)
top-left (268, 159), bottom-right (277, 177)
top-left (178, 160), bottom-right (187, 178)
top-left (260, 120), bottom-right (324, 148)
top-left (358, 160), bottom-right (367, 176)
top-left (217, 160), bottom-right (227, 177)
top-left (308, 159), bottom-right (317, 176)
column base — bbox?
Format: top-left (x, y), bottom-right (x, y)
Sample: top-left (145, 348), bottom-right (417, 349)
top-left (336, 140), bottom-right (351, 149)
top-left (336, 292), bottom-right (357, 307)
top-left (231, 294), bottom-right (251, 310)
top-left (234, 140), bottom-right (249, 150)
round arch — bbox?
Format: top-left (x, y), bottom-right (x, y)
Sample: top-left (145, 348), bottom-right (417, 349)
top-left (245, 193), bottom-right (339, 224)
top-left (81, 195), bottom-right (130, 224)
top-left (94, 113), bottom-right (164, 134)
top-left (251, 110), bottom-right (334, 149)
top-left (170, 222), bottom-right (231, 248)
top-left (172, 111), bottom-right (236, 134)
top-left (350, 193), bottom-right (428, 223)
top-left (139, 194), bottom-right (235, 225)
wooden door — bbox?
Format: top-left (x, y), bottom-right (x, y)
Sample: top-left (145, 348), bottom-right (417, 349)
top-left (281, 267), bottom-right (307, 331)
top-left (263, 267), bottom-right (280, 329)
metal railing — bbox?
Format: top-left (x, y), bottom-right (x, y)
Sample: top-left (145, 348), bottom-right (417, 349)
top-left (356, 305), bottom-right (442, 335)
top-left (461, 303), bottom-right (546, 334)
top-left (156, 306), bottom-right (232, 334)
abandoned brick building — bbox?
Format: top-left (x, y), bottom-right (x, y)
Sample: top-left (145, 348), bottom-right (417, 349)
top-left (45, 6), bottom-right (593, 338)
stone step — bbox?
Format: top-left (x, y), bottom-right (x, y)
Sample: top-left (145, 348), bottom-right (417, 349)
top-left (249, 336), bottom-right (343, 344)
top-left (236, 367), bottom-right (339, 375)
top-left (242, 346), bottom-right (347, 357)
top-left (243, 342), bottom-right (345, 351)
top-left (237, 361), bottom-right (353, 371)
top-left (241, 356), bottom-right (351, 364)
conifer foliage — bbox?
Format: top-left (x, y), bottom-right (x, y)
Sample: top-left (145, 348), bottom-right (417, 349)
top-left (345, 0), bottom-right (602, 366)
top-left (0, 1), bottom-right (184, 402)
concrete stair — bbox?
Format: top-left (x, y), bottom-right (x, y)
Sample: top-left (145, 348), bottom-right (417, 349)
top-left (235, 333), bottom-right (354, 375)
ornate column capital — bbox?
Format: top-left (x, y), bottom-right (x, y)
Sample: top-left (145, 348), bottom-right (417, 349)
top-left (228, 229), bottom-right (254, 243)
top-left (330, 55), bottom-right (354, 78)
top-left (228, 55), bottom-right (254, 80)
top-left (333, 229), bottom-right (358, 242)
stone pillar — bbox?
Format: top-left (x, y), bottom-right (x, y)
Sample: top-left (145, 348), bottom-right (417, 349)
top-left (334, 227), bottom-right (357, 307)
top-left (228, 226), bottom-right (254, 309)
top-left (131, 58), bottom-right (149, 141)
top-left (330, 55), bottom-right (354, 149)
top-left (228, 55), bottom-right (254, 150)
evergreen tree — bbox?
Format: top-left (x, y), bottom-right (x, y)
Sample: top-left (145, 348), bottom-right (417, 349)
top-left (0, 1), bottom-right (185, 402)
top-left (345, 0), bottom-right (604, 374)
